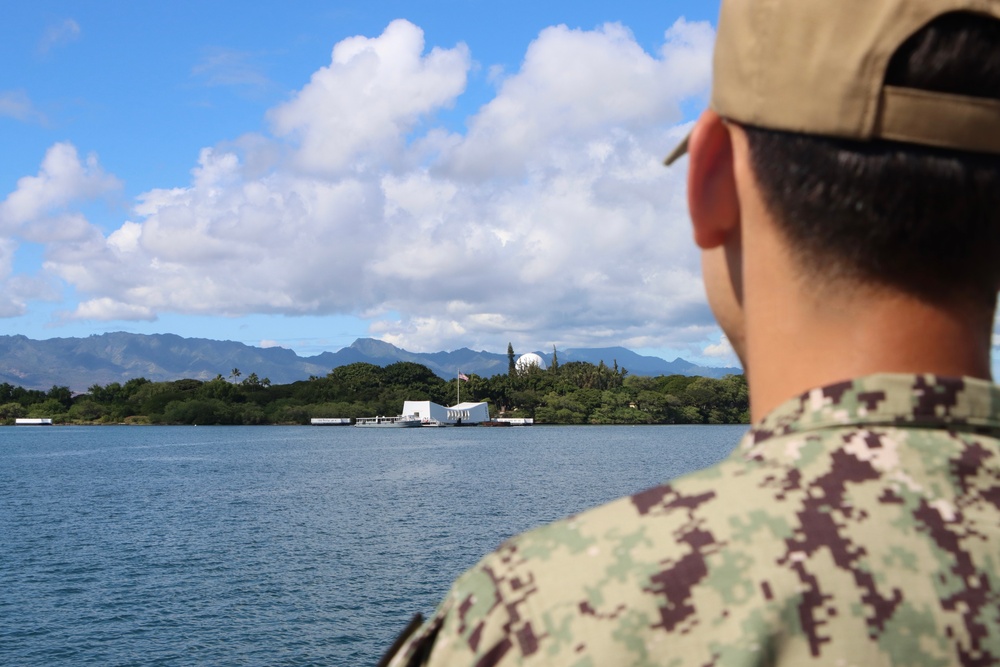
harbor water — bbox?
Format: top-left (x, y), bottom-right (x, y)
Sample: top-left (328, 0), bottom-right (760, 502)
top-left (0, 424), bottom-right (745, 666)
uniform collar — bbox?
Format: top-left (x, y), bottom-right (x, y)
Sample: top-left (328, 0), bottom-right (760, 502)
top-left (743, 373), bottom-right (1000, 448)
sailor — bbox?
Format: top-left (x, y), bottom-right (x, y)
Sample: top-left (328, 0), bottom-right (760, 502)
top-left (381, 0), bottom-right (1000, 663)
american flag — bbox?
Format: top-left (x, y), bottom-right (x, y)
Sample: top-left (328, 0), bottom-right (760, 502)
top-left (458, 372), bottom-right (469, 381)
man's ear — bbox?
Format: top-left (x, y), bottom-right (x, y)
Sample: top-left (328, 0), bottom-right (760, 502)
top-left (688, 110), bottom-right (740, 249)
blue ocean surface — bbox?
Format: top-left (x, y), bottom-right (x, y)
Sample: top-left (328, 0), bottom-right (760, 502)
top-left (0, 424), bottom-right (745, 666)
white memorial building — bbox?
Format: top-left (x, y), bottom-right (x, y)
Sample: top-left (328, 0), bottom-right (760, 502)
top-left (401, 400), bottom-right (490, 426)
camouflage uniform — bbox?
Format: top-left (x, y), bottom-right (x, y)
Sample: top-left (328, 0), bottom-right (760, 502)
top-left (384, 373), bottom-right (1000, 666)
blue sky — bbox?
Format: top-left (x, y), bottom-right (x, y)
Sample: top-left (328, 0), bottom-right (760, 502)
top-left (1, 1), bottom-right (739, 364)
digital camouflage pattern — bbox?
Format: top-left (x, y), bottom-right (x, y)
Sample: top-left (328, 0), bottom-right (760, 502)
top-left (384, 373), bottom-right (1000, 667)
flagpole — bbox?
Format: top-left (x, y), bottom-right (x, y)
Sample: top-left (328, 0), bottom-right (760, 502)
top-left (457, 370), bottom-right (460, 404)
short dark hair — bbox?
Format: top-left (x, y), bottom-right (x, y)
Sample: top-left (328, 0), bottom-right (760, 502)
top-left (745, 12), bottom-right (1000, 306)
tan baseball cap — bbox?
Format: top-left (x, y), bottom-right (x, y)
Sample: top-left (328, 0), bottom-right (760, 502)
top-left (665, 0), bottom-right (1000, 165)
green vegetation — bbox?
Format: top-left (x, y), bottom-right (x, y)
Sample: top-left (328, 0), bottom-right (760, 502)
top-left (0, 360), bottom-right (748, 426)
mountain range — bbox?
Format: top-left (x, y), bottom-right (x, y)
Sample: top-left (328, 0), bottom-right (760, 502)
top-left (0, 333), bottom-right (742, 392)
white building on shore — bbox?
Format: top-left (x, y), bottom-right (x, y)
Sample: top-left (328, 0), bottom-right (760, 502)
top-left (401, 400), bottom-right (490, 426)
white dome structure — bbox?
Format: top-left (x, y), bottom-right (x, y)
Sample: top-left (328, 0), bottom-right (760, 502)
top-left (515, 352), bottom-right (547, 372)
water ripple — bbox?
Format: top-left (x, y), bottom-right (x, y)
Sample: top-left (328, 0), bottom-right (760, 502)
top-left (0, 424), bottom-right (742, 666)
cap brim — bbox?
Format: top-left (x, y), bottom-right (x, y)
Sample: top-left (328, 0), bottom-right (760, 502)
top-left (663, 133), bottom-right (690, 166)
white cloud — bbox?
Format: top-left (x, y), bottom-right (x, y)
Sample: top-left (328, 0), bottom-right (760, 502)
top-left (703, 335), bottom-right (734, 358)
top-left (0, 238), bottom-right (14, 277)
top-left (0, 297), bottom-right (26, 318)
top-left (0, 238), bottom-right (62, 317)
top-left (442, 20), bottom-right (713, 180)
top-left (71, 297), bottom-right (156, 322)
top-left (39, 18), bottom-right (81, 55)
top-left (0, 90), bottom-right (45, 124)
top-left (268, 19), bottom-right (470, 175)
top-left (107, 221), bottom-right (142, 254)
top-left (0, 144), bottom-right (120, 318)
top-left (0, 143), bottom-right (120, 233)
top-left (16, 18), bottom-right (718, 355)
top-left (0, 239), bottom-right (26, 317)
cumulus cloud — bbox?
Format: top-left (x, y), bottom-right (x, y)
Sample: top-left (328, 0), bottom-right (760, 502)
top-left (268, 19), bottom-right (470, 174)
top-left (0, 239), bottom-right (26, 317)
top-left (0, 144), bottom-right (120, 319)
top-left (0, 142), bottom-right (121, 236)
top-left (443, 19), bottom-right (713, 180)
top-left (703, 335), bottom-right (735, 358)
top-left (0, 239), bottom-right (60, 317)
top-left (70, 297), bottom-right (156, 322)
top-left (12, 18), bottom-right (719, 356)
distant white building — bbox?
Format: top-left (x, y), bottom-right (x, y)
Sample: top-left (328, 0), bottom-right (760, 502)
top-left (402, 400), bottom-right (490, 426)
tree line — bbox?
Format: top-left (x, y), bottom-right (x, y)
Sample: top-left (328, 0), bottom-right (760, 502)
top-left (0, 358), bottom-right (748, 426)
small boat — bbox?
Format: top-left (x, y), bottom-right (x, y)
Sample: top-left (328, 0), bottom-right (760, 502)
top-left (354, 415), bottom-right (422, 428)
top-left (310, 418), bottom-right (351, 426)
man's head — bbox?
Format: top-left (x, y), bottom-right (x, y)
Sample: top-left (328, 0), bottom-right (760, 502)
top-left (745, 12), bottom-right (1000, 308)
top-left (677, 0), bottom-right (1000, 374)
